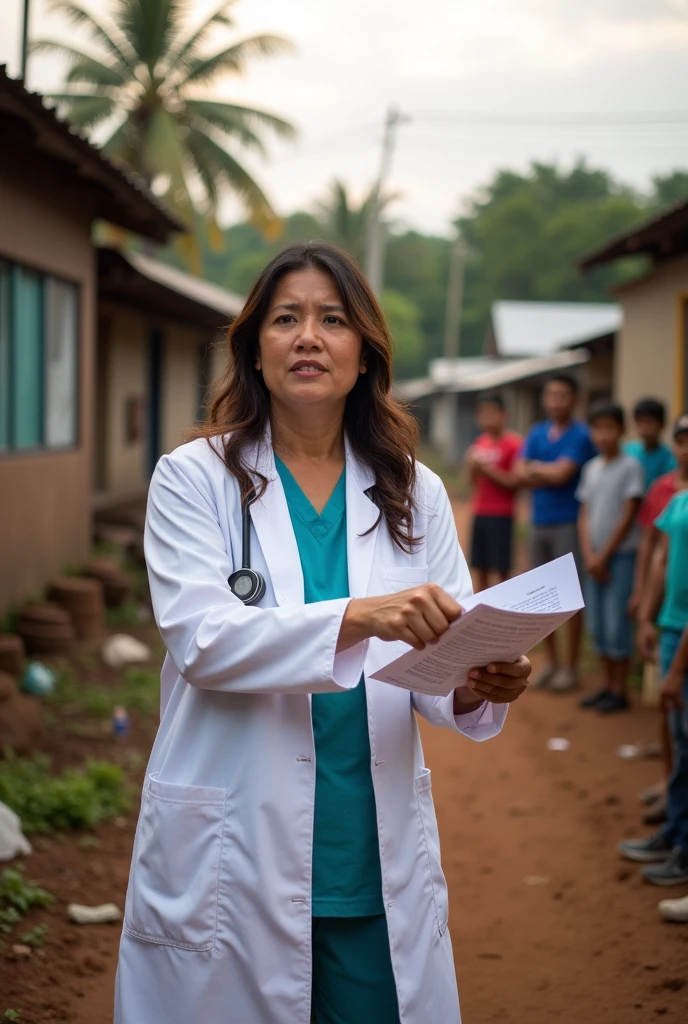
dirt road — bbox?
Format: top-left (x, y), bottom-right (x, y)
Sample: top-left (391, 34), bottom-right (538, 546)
top-left (3, 499), bottom-right (688, 1022)
top-left (66, 689), bottom-right (688, 1024)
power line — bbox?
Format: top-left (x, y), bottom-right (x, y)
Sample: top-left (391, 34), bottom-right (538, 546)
top-left (410, 110), bottom-right (688, 126)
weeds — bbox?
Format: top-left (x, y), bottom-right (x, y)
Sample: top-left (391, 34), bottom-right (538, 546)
top-left (4, 1010), bottom-right (21, 1021)
top-left (0, 868), bottom-right (53, 934)
top-left (0, 752), bottom-right (130, 833)
top-left (48, 666), bottom-right (159, 720)
top-left (20, 923), bottom-right (49, 948)
top-left (106, 600), bottom-right (141, 629)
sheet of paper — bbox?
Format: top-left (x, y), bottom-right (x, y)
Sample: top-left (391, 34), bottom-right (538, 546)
top-left (370, 554), bottom-right (584, 696)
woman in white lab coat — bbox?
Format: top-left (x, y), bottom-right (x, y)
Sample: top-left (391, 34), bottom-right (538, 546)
top-left (114, 242), bottom-right (530, 1024)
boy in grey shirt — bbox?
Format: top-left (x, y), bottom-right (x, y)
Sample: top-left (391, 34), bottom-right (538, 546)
top-left (577, 401), bottom-right (644, 713)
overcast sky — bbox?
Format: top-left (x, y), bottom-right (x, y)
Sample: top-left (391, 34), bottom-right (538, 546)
top-left (3, 0), bottom-right (688, 234)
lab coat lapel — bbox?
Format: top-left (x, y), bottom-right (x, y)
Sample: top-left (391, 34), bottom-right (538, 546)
top-left (245, 433), bottom-right (305, 606)
top-left (345, 438), bottom-right (379, 599)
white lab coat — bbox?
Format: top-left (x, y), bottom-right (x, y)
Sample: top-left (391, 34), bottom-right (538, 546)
top-left (114, 430), bottom-right (507, 1024)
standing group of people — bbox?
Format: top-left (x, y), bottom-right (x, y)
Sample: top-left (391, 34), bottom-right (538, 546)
top-left (466, 381), bottom-right (688, 922)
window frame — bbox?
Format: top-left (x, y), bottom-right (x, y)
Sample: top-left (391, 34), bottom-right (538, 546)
top-left (0, 255), bottom-right (81, 458)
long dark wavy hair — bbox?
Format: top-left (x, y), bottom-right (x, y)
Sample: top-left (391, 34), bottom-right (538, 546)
top-left (192, 241), bottom-right (420, 550)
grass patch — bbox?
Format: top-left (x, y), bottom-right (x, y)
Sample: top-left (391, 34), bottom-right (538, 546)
top-left (0, 752), bottom-right (130, 833)
top-left (0, 868), bottom-right (53, 934)
top-left (48, 666), bottom-right (159, 720)
top-left (106, 600), bottom-right (141, 629)
top-left (19, 923), bottom-right (49, 948)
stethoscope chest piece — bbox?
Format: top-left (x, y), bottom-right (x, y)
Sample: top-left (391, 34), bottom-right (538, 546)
top-left (228, 567), bottom-right (266, 605)
top-left (228, 495), bottom-right (266, 605)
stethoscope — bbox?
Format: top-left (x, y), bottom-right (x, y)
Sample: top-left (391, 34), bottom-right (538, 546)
top-left (227, 496), bottom-right (266, 606)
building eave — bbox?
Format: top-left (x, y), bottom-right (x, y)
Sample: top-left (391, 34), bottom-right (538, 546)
top-left (579, 198), bottom-right (688, 271)
top-left (0, 65), bottom-right (181, 242)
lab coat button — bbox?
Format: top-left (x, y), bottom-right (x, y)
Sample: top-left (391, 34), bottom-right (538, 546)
top-left (296, 756), bottom-right (312, 763)
top-left (375, 760), bottom-right (385, 766)
top-left (387, 901), bottom-right (395, 909)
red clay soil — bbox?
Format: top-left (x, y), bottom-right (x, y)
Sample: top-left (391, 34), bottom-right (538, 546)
top-left (2, 506), bottom-right (688, 1023)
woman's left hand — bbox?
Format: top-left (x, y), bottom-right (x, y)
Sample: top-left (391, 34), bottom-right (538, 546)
top-left (460, 655), bottom-right (531, 705)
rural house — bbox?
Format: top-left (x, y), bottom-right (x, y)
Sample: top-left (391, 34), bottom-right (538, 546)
top-left (579, 199), bottom-right (688, 417)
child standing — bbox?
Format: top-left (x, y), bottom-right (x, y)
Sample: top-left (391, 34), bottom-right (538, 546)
top-left (620, 445), bottom-right (688, 887)
top-left (465, 393), bottom-right (522, 591)
top-left (577, 401), bottom-right (644, 713)
top-left (625, 397), bottom-right (677, 491)
top-left (627, 416), bottom-right (688, 819)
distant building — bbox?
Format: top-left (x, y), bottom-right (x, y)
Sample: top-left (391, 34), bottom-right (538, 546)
top-left (397, 300), bottom-right (619, 462)
top-left (0, 68), bottom-right (242, 613)
top-left (95, 247), bottom-right (242, 507)
top-left (579, 199), bottom-right (688, 417)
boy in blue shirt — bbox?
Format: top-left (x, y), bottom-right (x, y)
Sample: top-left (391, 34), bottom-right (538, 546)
top-left (625, 397), bottom-right (676, 492)
top-left (517, 375), bottom-right (596, 691)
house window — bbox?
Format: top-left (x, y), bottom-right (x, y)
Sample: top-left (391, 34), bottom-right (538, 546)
top-left (0, 260), bottom-right (79, 454)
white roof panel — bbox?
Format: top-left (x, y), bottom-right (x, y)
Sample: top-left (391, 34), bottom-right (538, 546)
top-left (395, 349), bottom-right (589, 400)
top-left (126, 250), bottom-right (245, 319)
top-left (491, 300), bottom-right (621, 357)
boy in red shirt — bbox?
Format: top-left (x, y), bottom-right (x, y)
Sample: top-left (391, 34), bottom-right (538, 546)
top-left (466, 393), bottom-right (522, 591)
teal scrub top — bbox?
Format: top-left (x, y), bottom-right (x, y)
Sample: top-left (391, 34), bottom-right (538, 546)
top-left (656, 490), bottom-right (688, 632)
top-left (625, 440), bottom-right (677, 492)
top-left (274, 456), bottom-right (384, 917)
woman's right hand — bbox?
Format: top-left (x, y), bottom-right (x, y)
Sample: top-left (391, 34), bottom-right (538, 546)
top-left (338, 584), bottom-right (463, 652)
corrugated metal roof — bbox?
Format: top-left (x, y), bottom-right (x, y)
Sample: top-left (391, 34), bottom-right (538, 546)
top-left (125, 250), bottom-right (244, 318)
top-left (0, 65), bottom-right (181, 241)
top-left (395, 349), bottom-right (589, 401)
top-left (490, 300), bottom-right (621, 357)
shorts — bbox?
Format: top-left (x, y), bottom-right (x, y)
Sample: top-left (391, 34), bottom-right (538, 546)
top-left (470, 515), bottom-right (514, 574)
top-left (584, 551), bottom-right (636, 660)
top-left (311, 915), bottom-right (400, 1024)
top-left (530, 522), bottom-right (581, 576)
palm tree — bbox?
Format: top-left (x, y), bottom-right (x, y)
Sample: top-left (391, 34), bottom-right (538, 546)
top-left (32, 0), bottom-right (296, 232)
top-left (316, 180), bottom-right (400, 265)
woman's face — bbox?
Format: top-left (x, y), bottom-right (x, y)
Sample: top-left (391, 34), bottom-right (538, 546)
top-left (257, 268), bottom-right (366, 413)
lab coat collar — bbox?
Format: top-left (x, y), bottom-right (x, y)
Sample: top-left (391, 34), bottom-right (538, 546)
top-left (243, 423), bottom-right (379, 603)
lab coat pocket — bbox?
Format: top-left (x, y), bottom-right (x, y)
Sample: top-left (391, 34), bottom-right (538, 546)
top-left (124, 774), bottom-right (226, 951)
top-left (415, 767), bottom-right (449, 935)
top-left (383, 565), bottom-right (429, 592)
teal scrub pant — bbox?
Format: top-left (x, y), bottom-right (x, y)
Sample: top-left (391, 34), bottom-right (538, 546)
top-left (311, 915), bottom-right (400, 1024)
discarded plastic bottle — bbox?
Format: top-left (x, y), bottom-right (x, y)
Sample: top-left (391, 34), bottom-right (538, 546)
top-left (112, 705), bottom-right (130, 738)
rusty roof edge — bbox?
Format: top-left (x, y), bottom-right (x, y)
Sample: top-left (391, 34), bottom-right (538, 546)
top-left (0, 65), bottom-right (183, 240)
top-left (578, 196), bottom-right (688, 271)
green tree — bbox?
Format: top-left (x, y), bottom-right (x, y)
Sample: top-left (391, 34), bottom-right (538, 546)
top-left (314, 180), bottom-right (400, 265)
top-left (381, 289), bottom-right (425, 379)
top-left (455, 161), bottom-right (648, 354)
top-left (33, 0), bottom-right (295, 232)
top-left (652, 170), bottom-right (688, 207)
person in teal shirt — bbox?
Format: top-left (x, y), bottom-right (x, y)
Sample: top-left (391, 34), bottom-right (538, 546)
top-left (621, 486), bottom-right (688, 886)
top-left (275, 455), bottom-right (396, 1021)
top-left (120, 240), bottom-right (533, 1024)
top-left (624, 398), bottom-right (676, 491)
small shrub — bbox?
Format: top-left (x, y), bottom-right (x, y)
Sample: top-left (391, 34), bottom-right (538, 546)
top-left (0, 752), bottom-right (131, 833)
top-left (20, 923), bottom-right (49, 948)
top-left (0, 867), bottom-right (53, 934)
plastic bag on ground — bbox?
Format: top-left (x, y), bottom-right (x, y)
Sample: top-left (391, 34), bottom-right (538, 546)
top-left (0, 800), bottom-right (32, 860)
top-left (102, 634), bottom-right (151, 669)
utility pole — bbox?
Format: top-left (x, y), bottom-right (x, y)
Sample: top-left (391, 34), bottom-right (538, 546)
top-left (443, 232), bottom-right (468, 359)
top-left (20, 0), bottom-right (31, 81)
top-left (365, 105), bottom-right (408, 296)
